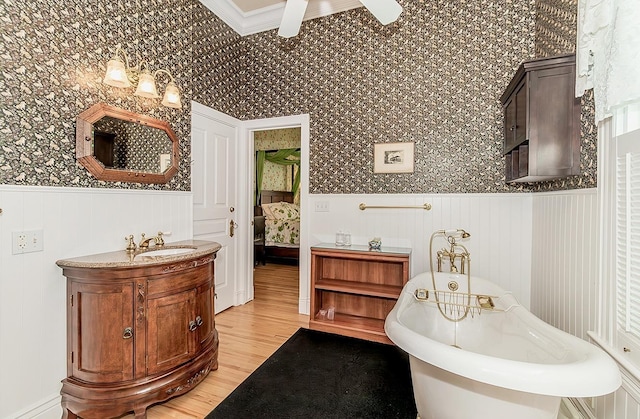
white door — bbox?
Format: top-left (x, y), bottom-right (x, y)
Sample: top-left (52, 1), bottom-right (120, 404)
top-left (192, 107), bottom-right (239, 314)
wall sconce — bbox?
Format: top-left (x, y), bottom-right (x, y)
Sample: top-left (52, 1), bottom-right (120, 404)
top-left (102, 47), bottom-right (182, 109)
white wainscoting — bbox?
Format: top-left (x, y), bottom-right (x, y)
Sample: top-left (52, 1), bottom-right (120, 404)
top-left (531, 188), bottom-right (640, 419)
top-left (5, 185), bottom-right (636, 418)
top-left (0, 185), bottom-right (192, 419)
top-left (530, 188), bottom-right (599, 340)
top-left (305, 193), bottom-right (533, 307)
top-left (593, 349), bottom-right (640, 419)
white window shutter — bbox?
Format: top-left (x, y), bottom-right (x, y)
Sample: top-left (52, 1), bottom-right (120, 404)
top-left (616, 128), bottom-right (640, 362)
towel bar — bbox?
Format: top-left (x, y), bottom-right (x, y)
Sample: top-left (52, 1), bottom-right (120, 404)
top-left (358, 203), bottom-right (432, 210)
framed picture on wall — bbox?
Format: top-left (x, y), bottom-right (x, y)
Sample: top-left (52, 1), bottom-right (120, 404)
top-left (373, 142), bottom-right (415, 173)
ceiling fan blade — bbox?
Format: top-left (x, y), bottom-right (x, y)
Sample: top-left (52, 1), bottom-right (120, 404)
top-left (278, 0), bottom-right (309, 38)
top-left (358, 0), bottom-right (403, 25)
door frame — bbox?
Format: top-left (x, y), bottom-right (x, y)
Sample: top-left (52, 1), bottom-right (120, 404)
top-left (240, 114), bottom-right (311, 315)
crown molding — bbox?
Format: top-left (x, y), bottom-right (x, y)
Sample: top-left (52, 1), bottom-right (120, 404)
top-left (199, 0), bottom-right (363, 37)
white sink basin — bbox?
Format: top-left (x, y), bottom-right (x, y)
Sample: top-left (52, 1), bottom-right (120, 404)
top-left (136, 247), bottom-right (197, 259)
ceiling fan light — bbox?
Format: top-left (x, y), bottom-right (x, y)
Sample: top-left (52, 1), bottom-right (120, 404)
top-left (359, 0), bottom-right (403, 25)
top-left (161, 82), bottom-right (182, 109)
top-left (103, 57), bottom-right (131, 88)
top-left (134, 71), bottom-right (160, 99)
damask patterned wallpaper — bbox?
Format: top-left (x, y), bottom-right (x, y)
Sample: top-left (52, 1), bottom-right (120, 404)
top-left (0, 0), bottom-right (219, 190)
top-left (192, 1), bottom-right (246, 117)
top-left (237, 0), bottom-right (594, 193)
top-left (1, 0), bottom-right (592, 193)
top-left (536, 0), bottom-right (578, 57)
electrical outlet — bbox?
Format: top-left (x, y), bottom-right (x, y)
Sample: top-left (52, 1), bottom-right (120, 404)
top-left (12, 230), bottom-right (44, 254)
top-left (315, 201), bottom-right (329, 212)
top-left (12, 232), bottom-right (27, 254)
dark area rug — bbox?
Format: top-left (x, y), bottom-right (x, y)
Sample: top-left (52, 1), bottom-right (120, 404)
top-left (206, 328), bottom-right (416, 419)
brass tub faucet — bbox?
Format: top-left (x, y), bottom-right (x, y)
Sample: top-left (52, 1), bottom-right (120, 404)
top-left (435, 230), bottom-right (470, 274)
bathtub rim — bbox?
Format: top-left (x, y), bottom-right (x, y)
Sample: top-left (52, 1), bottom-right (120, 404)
top-left (385, 272), bottom-right (622, 398)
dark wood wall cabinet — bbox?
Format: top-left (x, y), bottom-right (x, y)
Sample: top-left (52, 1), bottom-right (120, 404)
top-left (57, 244), bottom-right (219, 419)
top-left (309, 244), bottom-right (410, 344)
top-left (501, 54), bottom-right (581, 183)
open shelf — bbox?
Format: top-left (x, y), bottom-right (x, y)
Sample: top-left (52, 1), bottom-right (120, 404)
top-left (309, 313), bottom-right (389, 344)
top-left (314, 278), bottom-right (403, 299)
top-left (309, 244), bottom-right (410, 344)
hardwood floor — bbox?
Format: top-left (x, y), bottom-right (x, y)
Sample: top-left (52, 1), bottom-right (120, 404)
top-left (122, 264), bottom-right (307, 419)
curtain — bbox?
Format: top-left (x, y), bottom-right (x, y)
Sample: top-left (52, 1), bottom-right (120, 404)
top-left (255, 149), bottom-right (300, 205)
top-left (576, 0), bottom-right (640, 123)
top-left (256, 150), bottom-right (265, 205)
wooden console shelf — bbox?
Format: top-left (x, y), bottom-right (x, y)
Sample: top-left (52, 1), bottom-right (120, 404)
top-left (309, 244), bottom-right (411, 344)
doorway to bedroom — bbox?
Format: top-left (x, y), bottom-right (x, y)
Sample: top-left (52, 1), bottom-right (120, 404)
top-left (252, 127), bottom-right (301, 311)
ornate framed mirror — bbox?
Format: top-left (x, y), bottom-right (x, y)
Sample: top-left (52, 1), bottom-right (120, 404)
top-left (76, 103), bottom-right (179, 184)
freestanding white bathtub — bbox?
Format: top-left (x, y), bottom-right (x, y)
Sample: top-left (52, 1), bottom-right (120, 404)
top-left (385, 271), bottom-right (621, 419)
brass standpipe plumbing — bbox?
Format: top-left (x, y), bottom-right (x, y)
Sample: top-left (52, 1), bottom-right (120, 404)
top-left (429, 229), bottom-right (473, 322)
top-left (426, 230), bottom-right (496, 322)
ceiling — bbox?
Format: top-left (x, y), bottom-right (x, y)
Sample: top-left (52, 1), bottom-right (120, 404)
top-left (232, 0), bottom-right (283, 13)
top-left (198, 0), bottom-right (365, 36)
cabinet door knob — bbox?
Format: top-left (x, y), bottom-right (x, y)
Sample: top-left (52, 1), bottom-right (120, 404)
top-left (195, 315), bottom-right (203, 326)
top-left (509, 125), bottom-right (516, 131)
top-left (188, 320), bottom-right (197, 332)
top-left (123, 327), bottom-right (133, 339)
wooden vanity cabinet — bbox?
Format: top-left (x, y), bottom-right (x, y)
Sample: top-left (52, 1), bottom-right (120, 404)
top-left (501, 54), bottom-right (580, 182)
top-left (309, 244), bottom-right (410, 344)
top-left (145, 268), bottom-right (216, 376)
top-left (146, 288), bottom-right (197, 375)
top-left (60, 253), bottom-right (218, 419)
top-left (67, 281), bottom-right (136, 383)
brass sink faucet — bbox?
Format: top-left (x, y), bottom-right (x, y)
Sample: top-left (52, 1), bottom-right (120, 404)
top-left (138, 231), bottom-right (165, 249)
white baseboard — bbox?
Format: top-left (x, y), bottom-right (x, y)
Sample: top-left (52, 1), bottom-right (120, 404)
top-left (299, 296), bottom-right (310, 316)
top-left (9, 393), bottom-right (61, 419)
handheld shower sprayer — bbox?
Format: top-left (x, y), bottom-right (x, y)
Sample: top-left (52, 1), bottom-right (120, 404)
top-left (442, 229), bottom-right (471, 239)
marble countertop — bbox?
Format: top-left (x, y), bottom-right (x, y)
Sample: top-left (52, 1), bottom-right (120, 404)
top-left (56, 240), bottom-right (222, 269)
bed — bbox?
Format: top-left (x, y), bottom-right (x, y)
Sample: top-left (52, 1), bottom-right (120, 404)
top-left (255, 190), bottom-right (300, 264)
